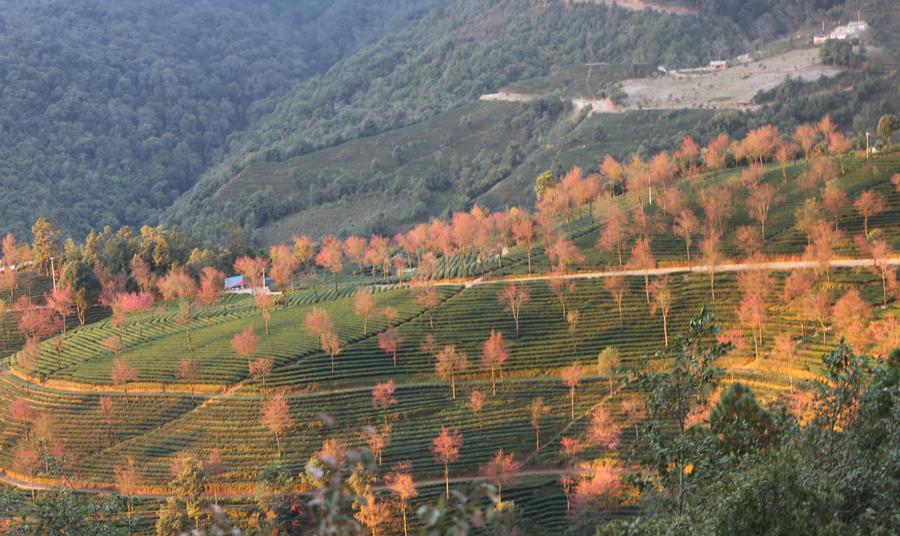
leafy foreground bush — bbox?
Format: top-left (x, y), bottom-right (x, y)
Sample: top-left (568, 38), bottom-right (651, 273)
top-left (597, 346), bottom-right (900, 536)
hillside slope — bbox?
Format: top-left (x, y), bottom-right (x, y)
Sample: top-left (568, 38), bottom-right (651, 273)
top-left (2, 149), bottom-right (899, 532)
top-left (163, 0), bottom-right (751, 242)
top-left (0, 0), bottom-right (439, 238)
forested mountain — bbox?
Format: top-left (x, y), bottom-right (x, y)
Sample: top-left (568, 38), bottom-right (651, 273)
top-left (681, 0), bottom-right (844, 40)
top-left (0, 0), bottom-right (439, 238)
top-left (1, 0), bottom-right (887, 246)
top-left (164, 0), bottom-right (752, 242)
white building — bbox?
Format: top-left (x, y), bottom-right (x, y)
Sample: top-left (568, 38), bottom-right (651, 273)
top-left (814, 19), bottom-right (868, 44)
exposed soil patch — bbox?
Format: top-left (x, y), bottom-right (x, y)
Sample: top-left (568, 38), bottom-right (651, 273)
top-left (620, 48), bottom-right (843, 110)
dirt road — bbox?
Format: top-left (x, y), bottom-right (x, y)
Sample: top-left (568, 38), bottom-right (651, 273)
top-left (438, 257), bottom-right (900, 288)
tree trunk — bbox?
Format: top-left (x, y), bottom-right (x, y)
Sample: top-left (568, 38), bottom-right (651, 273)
top-left (450, 371), bottom-right (456, 400)
top-left (491, 369), bottom-right (496, 396)
top-left (663, 312), bottom-right (669, 347)
top-left (569, 387), bottom-right (575, 421)
top-left (444, 463), bottom-right (450, 499)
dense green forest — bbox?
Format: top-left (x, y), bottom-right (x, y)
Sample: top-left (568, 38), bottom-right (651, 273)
top-left (1, 0), bottom-right (895, 247)
top-left (681, 0), bottom-right (844, 40)
top-left (0, 0), bottom-right (439, 238)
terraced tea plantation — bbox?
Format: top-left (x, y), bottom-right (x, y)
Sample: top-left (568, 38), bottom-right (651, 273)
top-left (2, 261), bottom-right (896, 531)
top-left (1, 150), bottom-right (898, 534)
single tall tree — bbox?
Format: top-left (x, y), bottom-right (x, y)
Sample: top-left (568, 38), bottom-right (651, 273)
top-left (822, 184), bottom-right (848, 231)
top-left (650, 276), bottom-right (674, 347)
top-left (111, 358), bottom-right (138, 401)
top-left (604, 275), bottom-right (628, 327)
top-left (747, 183), bottom-right (780, 241)
top-left (46, 286), bottom-right (74, 340)
top-left (597, 347), bottom-right (621, 392)
top-left (176, 357), bottom-right (199, 401)
top-left (479, 449), bottom-right (521, 503)
top-left (498, 284), bottom-right (529, 337)
top-left (158, 267), bottom-right (197, 352)
top-left (864, 239), bottom-right (894, 307)
top-left (877, 114), bottom-right (897, 146)
top-left (470, 389), bottom-right (486, 429)
top-left (378, 326), bottom-right (404, 367)
top-left (529, 397), bottom-right (551, 450)
top-left (10, 397), bottom-right (36, 440)
top-left (597, 202), bottom-right (630, 266)
top-left (435, 345), bottom-right (469, 400)
top-left (481, 329), bottom-right (508, 394)
top-left (316, 237), bottom-right (344, 291)
top-left (620, 395), bottom-right (647, 443)
top-left (231, 328), bottom-right (258, 365)
top-left (586, 405), bottom-right (621, 454)
top-left (560, 362), bottom-right (585, 421)
top-left (372, 380), bottom-right (398, 427)
top-left (260, 394), bottom-right (294, 457)
top-left (793, 123), bottom-right (819, 159)
top-left (196, 267), bottom-right (224, 325)
top-left (548, 274), bottom-right (576, 320)
top-left (114, 456), bottom-right (142, 516)
top-left (510, 210), bottom-right (537, 273)
top-left (431, 427), bottom-right (463, 499)
top-left (832, 289), bottom-right (872, 353)
top-left (303, 307), bottom-right (333, 349)
top-left (386, 463), bottom-right (418, 536)
top-left (255, 293), bottom-right (276, 336)
top-left (853, 189), bottom-right (886, 238)
top-left (234, 256), bottom-right (268, 294)
top-left (99, 396), bottom-right (115, 445)
top-left (353, 288), bottom-right (377, 334)
top-left (412, 284), bottom-right (440, 331)
top-left (673, 209), bottom-right (699, 265)
top-left (269, 244), bottom-right (299, 290)
top-left (248, 357), bottom-right (273, 392)
top-left (321, 331), bottom-right (343, 373)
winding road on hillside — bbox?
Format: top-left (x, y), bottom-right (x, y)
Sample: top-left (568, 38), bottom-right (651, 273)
top-left (440, 257), bottom-right (900, 288)
top-left (0, 468), bottom-right (572, 500)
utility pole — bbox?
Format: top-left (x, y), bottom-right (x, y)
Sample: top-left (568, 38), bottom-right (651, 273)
top-left (865, 131), bottom-right (871, 158)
